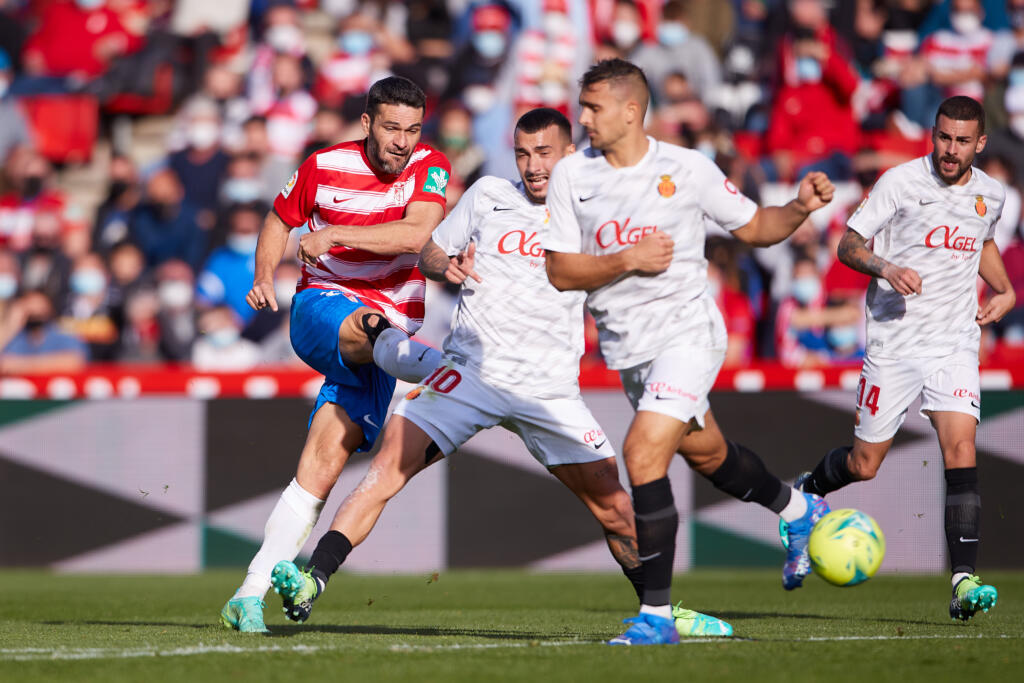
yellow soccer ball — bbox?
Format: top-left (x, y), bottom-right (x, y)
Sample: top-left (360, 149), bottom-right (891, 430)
top-left (808, 509), bottom-right (886, 586)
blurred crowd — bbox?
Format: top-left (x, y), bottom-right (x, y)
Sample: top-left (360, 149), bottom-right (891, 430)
top-left (1, 0), bottom-right (1023, 375)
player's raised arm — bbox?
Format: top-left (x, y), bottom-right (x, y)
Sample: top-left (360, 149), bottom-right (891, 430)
top-left (977, 239), bottom-right (1016, 325)
top-left (732, 171), bottom-right (835, 247)
top-left (837, 228), bottom-right (922, 295)
top-left (247, 210), bottom-right (294, 312)
top-left (545, 234), bottom-right (674, 291)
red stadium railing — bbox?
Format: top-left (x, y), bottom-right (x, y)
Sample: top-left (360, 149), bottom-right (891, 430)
top-left (1, 362), bottom-right (1022, 399)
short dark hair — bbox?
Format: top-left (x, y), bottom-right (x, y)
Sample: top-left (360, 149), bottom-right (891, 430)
top-left (365, 77), bottom-right (426, 120)
top-left (579, 59), bottom-right (650, 115)
top-left (515, 107), bottom-right (572, 142)
top-left (936, 96), bottom-right (986, 135)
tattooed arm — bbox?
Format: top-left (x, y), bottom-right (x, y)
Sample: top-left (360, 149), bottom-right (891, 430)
top-left (419, 238), bottom-right (481, 285)
top-left (837, 228), bottom-right (922, 295)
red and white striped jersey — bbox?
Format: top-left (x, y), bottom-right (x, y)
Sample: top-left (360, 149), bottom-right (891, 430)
top-left (273, 139), bottom-right (451, 334)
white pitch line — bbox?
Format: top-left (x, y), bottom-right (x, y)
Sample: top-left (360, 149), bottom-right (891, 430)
top-left (1, 634), bottom-right (1019, 661)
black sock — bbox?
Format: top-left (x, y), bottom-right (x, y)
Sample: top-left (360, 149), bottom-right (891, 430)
top-left (621, 564), bottom-right (645, 602)
top-left (945, 467), bottom-right (980, 575)
top-left (804, 446), bottom-right (856, 496)
top-left (708, 441), bottom-right (790, 513)
top-left (307, 530), bottom-right (354, 585)
top-left (632, 477), bottom-right (677, 607)
top-left (360, 312), bottom-right (391, 346)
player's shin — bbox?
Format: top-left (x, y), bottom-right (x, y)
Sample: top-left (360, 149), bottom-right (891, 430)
top-left (945, 467), bottom-right (981, 581)
top-left (803, 446), bottom-right (856, 496)
top-left (605, 532), bottom-right (644, 601)
top-left (236, 479), bottom-right (325, 599)
top-left (708, 441), bottom-right (797, 516)
top-left (632, 478), bottom-right (677, 618)
top-left (372, 327), bottom-right (442, 383)
top-left (305, 529), bottom-right (355, 592)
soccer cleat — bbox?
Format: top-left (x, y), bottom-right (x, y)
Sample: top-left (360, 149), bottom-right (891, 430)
top-left (950, 575), bottom-right (998, 621)
top-left (271, 560), bottom-right (322, 623)
top-left (219, 597), bottom-right (269, 633)
top-left (672, 603), bottom-right (734, 637)
top-left (779, 473), bottom-right (813, 550)
top-left (782, 492), bottom-right (830, 590)
top-left (607, 613), bottom-right (680, 646)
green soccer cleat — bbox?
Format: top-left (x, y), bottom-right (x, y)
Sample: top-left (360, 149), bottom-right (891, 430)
top-left (220, 596), bottom-right (270, 633)
top-left (950, 575), bottom-right (998, 622)
top-left (672, 603), bottom-right (734, 637)
top-left (271, 560), bottom-right (322, 623)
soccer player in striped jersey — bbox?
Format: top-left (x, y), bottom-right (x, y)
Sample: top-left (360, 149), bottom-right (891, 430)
top-left (791, 96), bottom-right (1015, 621)
top-left (542, 59), bottom-right (836, 645)
top-left (220, 77), bottom-right (451, 633)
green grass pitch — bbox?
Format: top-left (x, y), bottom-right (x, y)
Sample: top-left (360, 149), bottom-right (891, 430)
top-left (1, 569), bottom-right (1021, 682)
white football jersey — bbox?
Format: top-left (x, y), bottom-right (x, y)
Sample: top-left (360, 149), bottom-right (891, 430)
top-left (542, 139), bottom-right (757, 369)
top-left (431, 176), bottom-right (586, 399)
top-left (848, 155), bottom-right (1003, 359)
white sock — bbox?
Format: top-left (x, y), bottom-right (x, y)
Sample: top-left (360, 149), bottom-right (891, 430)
top-left (778, 487), bottom-right (808, 523)
top-left (234, 479), bottom-right (325, 600)
top-left (952, 572), bottom-right (971, 588)
top-left (372, 327), bottom-right (442, 383)
top-left (640, 603), bottom-right (673, 620)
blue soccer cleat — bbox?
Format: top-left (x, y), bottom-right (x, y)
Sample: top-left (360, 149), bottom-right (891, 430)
top-left (950, 575), bottom-right (998, 622)
top-left (271, 560), bottom-right (322, 623)
top-left (782, 491), bottom-right (830, 590)
top-left (608, 613), bottom-right (680, 646)
top-left (219, 596), bottom-right (269, 633)
top-left (779, 473), bottom-right (812, 549)
top-left (672, 603), bottom-right (733, 637)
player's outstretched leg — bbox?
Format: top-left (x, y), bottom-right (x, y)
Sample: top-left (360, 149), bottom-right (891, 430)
top-left (271, 560), bottom-right (324, 623)
top-left (220, 596), bottom-right (269, 633)
top-left (950, 575), bottom-right (998, 621)
top-left (368, 318), bottom-right (443, 383)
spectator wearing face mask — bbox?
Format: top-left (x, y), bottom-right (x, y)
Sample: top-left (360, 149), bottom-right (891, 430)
top-left (0, 49), bottom-right (32, 164)
top-left (196, 201), bottom-right (263, 325)
top-left (192, 304), bottom-right (259, 371)
top-left (981, 56), bottom-right (1024, 186)
top-left (314, 11), bottom-right (396, 109)
top-left (59, 251), bottom-right (118, 360)
top-left (0, 289), bottom-right (87, 373)
top-left (632, 0), bottom-right (722, 106)
top-left (154, 259), bottom-right (198, 362)
top-left (920, 0), bottom-right (997, 102)
top-left (129, 168), bottom-right (207, 271)
top-left (167, 97), bottom-right (230, 227)
top-left (990, 0), bottom-right (1024, 83)
top-left (92, 155), bottom-right (142, 255)
top-left (775, 257), bottom-right (861, 367)
top-left (764, 0), bottom-right (860, 183)
top-left (116, 285), bottom-right (161, 363)
top-left (0, 148), bottom-right (74, 254)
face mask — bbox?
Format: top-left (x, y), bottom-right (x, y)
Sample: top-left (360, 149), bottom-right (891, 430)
top-left (611, 21), bottom-right (641, 49)
top-left (1004, 324), bottom-right (1024, 345)
top-left (24, 316), bottom-right (49, 332)
top-left (70, 269), bottom-right (106, 296)
top-left (274, 278), bottom-right (297, 307)
top-left (265, 24), bottom-right (304, 55)
top-left (539, 79), bottom-right (568, 104)
top-left (227, 233), bottom-right (259, 254)
top-left (188, 122), bottom-right (220, 150)
top-left (1011, 9), bottom-right (1024, 30)
top-left (1010, 114), bottom-right (1024, 140)
top-left (827, 325), bottom-right (859, 349)
top-left (796, 57), bottom-right (822, 83)
top-left (0, 77), bottom-right (8, 99)
top-left (696, 141), bottom-right (716, 159)
top-left (951, 11), bottom-right (982, 35)
top-left (221, 178), bottom-right (263, 204)
top-left (791, 276), bottom-right (821, 304)
top-left (472, 30), bottom-right (507, 60)
top-left (76, 0), bottom-right (105, 9)
top-left (463, 84), bottom-right (496, 113)
top-left (0, 274), bottom-right (16, 299)
top-left (158, 280), bottom-right (193, 309)
top-left (108, 179), bottom-right (131, 200)
top-left (658, 22), bottom-right (689, 47)
top-left (440, 133), bottom-right (469, 150)
top-left (207, 328), bottom-right (239, 347)
top-left (543, 11), bottom-right (570, 36)
top-left (22, 176), bottom-right (44, 199)
top-left (1009, 69), bottom-right (1024, 88)
top-left (339, 30), bottom-right (374, 56)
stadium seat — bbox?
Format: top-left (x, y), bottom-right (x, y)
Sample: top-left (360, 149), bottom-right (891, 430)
top-left (20, 94), bottom-right (99, 164)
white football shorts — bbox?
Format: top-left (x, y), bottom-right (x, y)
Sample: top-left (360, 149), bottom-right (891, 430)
top-left (853, 350), bottom-right (981, 443)
top-left (618, 343), bottom-right (726, 428)
top-left (393, 356), bottom-right (615, 468)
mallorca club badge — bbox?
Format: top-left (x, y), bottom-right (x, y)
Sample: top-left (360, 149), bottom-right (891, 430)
top-left (975, 195), bottom-right (987, 217)
top-left (657, 174), bottom-right (676, 198)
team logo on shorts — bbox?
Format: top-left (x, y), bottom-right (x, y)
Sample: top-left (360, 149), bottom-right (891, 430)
top-left (657, 174), bottom-right (676, 198)
top-left (405, 386), bottom-right (424, 401)
top-left (281, 170), bottom-right (298, 198)
top-left (422, 167), bottom-right (449, 196)
top-left (975, 195), bottom-right (987, 217)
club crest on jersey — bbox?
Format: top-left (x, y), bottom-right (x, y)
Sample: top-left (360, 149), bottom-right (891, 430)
top-left (405, 386), bottom-right (424, 401)
top-left (975, 195), bottom-right (987, 217)
top-left (281, 170), bottom-right (298, 198)
top-left (657, 174), bottom-right (676, 197)
top-left (422, 167), bottom-right (449, 196)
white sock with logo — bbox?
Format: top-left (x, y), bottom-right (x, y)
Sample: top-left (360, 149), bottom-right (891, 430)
top-left (778, 487), bottom-right (809, 523)
top-left (372, 327), bottom-right (442, 383)
top-left (952, 572), bottom-right (971, 589)
top-left (235, 479), bottom-right (325, 600)
top-left (640, 603), bottom-right (673, 620)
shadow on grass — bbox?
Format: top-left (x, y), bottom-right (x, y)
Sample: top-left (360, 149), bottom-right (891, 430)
top-left (41, 620), bottom-right (210, 629)
top-left (266, 624), bottom-right (569, 640)
top-left (712, 611), bottom-right (954, 627)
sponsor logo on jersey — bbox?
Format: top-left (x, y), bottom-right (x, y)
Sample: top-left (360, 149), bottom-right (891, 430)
top-left (498, 230), bottom-right (544, 257)
top-left (583, 429), bottom-right (605, 445)
top-left (924, 225), bottom-right (978, 252)
top-left (596, 218), bottom-right (657, 249)
top-left (953, 388), bottom-right (980, 401)
top-left (645, 382), bottom-right (697, 401)
top-left (723, 178), bottom-right (739, 195)
top-left (657, 174), bottom-right (676, 197)
top-left (422, 167), bottom-right (449, 196)
top-left (975, 195), bottom-right (987, 217)
top-left (281, 170), bottom-right (298, 198)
